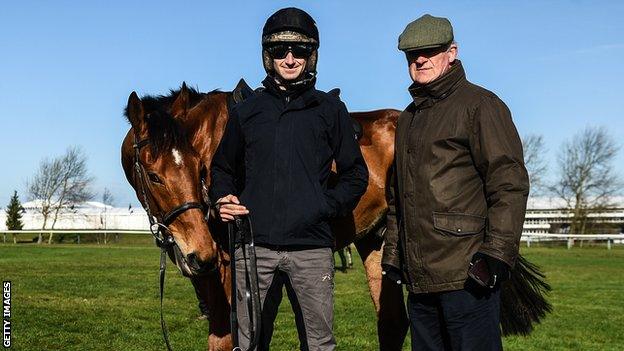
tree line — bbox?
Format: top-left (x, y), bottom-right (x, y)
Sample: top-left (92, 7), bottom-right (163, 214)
top-left (4, 146), bottom-right (115, 244)
top-left (522, 126), bottom-right (622, 234)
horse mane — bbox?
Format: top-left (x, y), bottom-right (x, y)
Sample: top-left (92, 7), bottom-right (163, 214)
top-left (140, 85), bottom-right (207, 115)
top-left (123, 85), bottom-right (220, 157)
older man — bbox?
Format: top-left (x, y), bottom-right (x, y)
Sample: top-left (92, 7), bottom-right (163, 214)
top-left (210, 7), bottom-right (368, 350)
top-left (382, 14), bottom-right (529, 351)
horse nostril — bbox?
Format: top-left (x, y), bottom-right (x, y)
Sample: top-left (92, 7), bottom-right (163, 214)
top-left (187, 252), bottom-right (198, 266)
top-left (186, 251), bottom-right (216, 275)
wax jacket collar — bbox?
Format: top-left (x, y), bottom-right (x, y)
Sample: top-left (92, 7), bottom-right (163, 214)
top-left (408, 60), bottom-right (466, 108)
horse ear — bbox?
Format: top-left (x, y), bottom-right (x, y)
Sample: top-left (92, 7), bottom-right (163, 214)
top-left (171, 82), bottom-right (189, 118)
top-left (127, 91), bottom-right (147, 136)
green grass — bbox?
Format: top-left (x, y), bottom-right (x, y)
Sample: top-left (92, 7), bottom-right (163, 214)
top-left (1, 243), bottom-right (623, 350)
top-left (505, 246), bottom-right (624, 351)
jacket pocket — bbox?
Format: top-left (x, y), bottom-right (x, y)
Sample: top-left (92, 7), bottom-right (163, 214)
top-left (432, 212), bottom-right (486, 236)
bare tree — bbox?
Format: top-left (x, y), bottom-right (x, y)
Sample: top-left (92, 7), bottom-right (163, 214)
top-left (551, 126), bottom-right (621, 234)
top-left (100, 188), bottom-right (115, 241)
top-left (522, 134), bottom-right (548, 195)
top-left (102, 187), bottom-right (115, 206)
top-left (27, 146), bottom-right (95, 243)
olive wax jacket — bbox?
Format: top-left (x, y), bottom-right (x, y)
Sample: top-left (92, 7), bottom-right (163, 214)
top-left (382, 61), bottom-right (529, 293)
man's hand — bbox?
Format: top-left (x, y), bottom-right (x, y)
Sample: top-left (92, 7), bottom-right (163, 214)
top-left (469, 252), bottom-right (510, 288)
top-left (216, 194), bottom-right (249, 222)
top-left (381, 264), bottom-right (403, 285)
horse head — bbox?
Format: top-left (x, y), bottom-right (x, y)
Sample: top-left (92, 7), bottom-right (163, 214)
top-left (125, 83), bottom-right (218, 277)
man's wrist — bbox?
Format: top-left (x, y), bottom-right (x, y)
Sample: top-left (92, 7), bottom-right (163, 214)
top-left (381, 264), bottom-right (403, 285)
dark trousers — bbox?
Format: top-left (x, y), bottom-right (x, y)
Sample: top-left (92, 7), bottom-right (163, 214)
top-left (407, 285), bottom-right (502, 351)
top-left (235, 246), bottom-right (336, 351)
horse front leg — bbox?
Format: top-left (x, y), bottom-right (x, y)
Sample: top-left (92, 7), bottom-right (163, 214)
top-left (354, 233), bottom-right (409, 351)
top-left (191, 262), bottom-right (232, 351)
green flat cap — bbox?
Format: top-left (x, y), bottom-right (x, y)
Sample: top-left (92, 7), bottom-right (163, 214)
top-left (398, 14), bottom-right (453, 52)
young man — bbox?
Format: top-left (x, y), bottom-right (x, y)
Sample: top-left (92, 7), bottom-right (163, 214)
top-left (210, 7), bottom-right (368, 350)
top-left (382, 15), bottom-right (529, 351)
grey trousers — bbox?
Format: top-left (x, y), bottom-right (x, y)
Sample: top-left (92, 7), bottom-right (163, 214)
top-left (235, 246), bottom-right (336, 351)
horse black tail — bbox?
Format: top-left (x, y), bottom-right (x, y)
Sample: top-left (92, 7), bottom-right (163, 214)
top-left (500, 254), bottom-right (552, 336)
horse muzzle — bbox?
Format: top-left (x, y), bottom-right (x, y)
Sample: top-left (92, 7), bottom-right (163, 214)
top-left (171, 245), bottom-right (218, 277)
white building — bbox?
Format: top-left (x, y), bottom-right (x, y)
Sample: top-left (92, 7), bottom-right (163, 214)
top-left (2, 198), bottom-right (623, 234)
top-left (523, 197), bottom-right (624, 234)
top-left (0, 200), bottom-right (150, 231)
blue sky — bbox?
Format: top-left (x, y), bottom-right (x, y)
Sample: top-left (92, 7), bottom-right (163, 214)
top-left (1, 1), bottom-right (623, 208)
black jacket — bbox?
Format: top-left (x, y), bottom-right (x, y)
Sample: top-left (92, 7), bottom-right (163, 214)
top-left (210, 77), bottom-right (368, 248)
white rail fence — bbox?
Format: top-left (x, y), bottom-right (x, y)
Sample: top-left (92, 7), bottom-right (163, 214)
top-left (0, 229), bottom-right (150, 244)
top-left (521, 233), bottom-right (624, 250)
top-left (2, 230), bottom-right (623, 249)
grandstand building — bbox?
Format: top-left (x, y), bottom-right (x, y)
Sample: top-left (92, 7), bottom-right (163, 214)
top-left (523, 197), bottom-right (624, 234)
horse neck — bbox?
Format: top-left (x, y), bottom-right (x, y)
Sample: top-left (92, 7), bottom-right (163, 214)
top-left (184, 92), bottom-right (232, 165)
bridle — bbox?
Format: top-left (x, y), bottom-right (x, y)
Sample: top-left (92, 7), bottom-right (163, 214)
top-left (132, 135), bottom-right (214, 351)
top-left (133, 138), bottom-right (206, 239)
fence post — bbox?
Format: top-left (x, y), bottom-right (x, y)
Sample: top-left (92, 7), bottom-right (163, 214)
top-left (607, 239), bottom-right (612, 250)
top-left (527, 236), bottom-right (531, 248)
top-left (567, 238), bottom-right (573, 249)
top-left (77, 234), bottom-right (81, 244)
top-left (3, 233), bottom-right (5, 243)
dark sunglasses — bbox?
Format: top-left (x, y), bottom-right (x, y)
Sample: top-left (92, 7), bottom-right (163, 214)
top-left (265, 43), bottom-right (316, 59)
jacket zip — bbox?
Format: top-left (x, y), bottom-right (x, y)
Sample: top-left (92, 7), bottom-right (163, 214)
top-left (411, 110), bottom-right (428, 289)
top-left (271, 94), bottom-right (291, 243)
top-left (402, 108), bottom-right (431, 290)
top-left (399, 110), bottom-right (415, 288)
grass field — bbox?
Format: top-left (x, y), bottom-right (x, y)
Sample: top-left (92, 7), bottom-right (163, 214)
top-left (1, 242), bottom-right (623, 350)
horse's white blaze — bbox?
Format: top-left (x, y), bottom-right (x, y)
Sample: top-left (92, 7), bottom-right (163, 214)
top-left (172, 148), bottom-right (184, 166)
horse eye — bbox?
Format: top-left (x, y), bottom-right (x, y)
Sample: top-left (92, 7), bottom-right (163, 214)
top-left (147, 172), bottom-right (162, 184)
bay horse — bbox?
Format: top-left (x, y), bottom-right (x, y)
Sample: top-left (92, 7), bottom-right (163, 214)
top-left (121, 82), bottom-right (549, 350)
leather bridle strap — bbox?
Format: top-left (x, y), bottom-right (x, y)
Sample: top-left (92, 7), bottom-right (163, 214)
top-left (162, 202), bottom-right (204, 225)
top-left (159, 238), bottom-right (174, 351)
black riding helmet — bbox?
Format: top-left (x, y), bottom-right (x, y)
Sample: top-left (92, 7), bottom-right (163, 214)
top-left (262, 7), bottom-right (319, 43)
top-left (261, 7), bottom-right (319, 77)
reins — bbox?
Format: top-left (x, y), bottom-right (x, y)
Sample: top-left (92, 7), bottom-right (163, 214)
top-left (226, 213), bottom-right (261, 351)
top-left (223, 82), bottom-right (263, 350)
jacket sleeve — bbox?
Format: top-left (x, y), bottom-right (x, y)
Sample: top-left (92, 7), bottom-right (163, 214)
top-left (325, 101), bottom-right (369, 217)
top-left (381, 162), bottom-right (402, 269)
top-left (209, 109), bottom-right (244, 202)
top-left (469, 96), bottom-right (530, 267)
